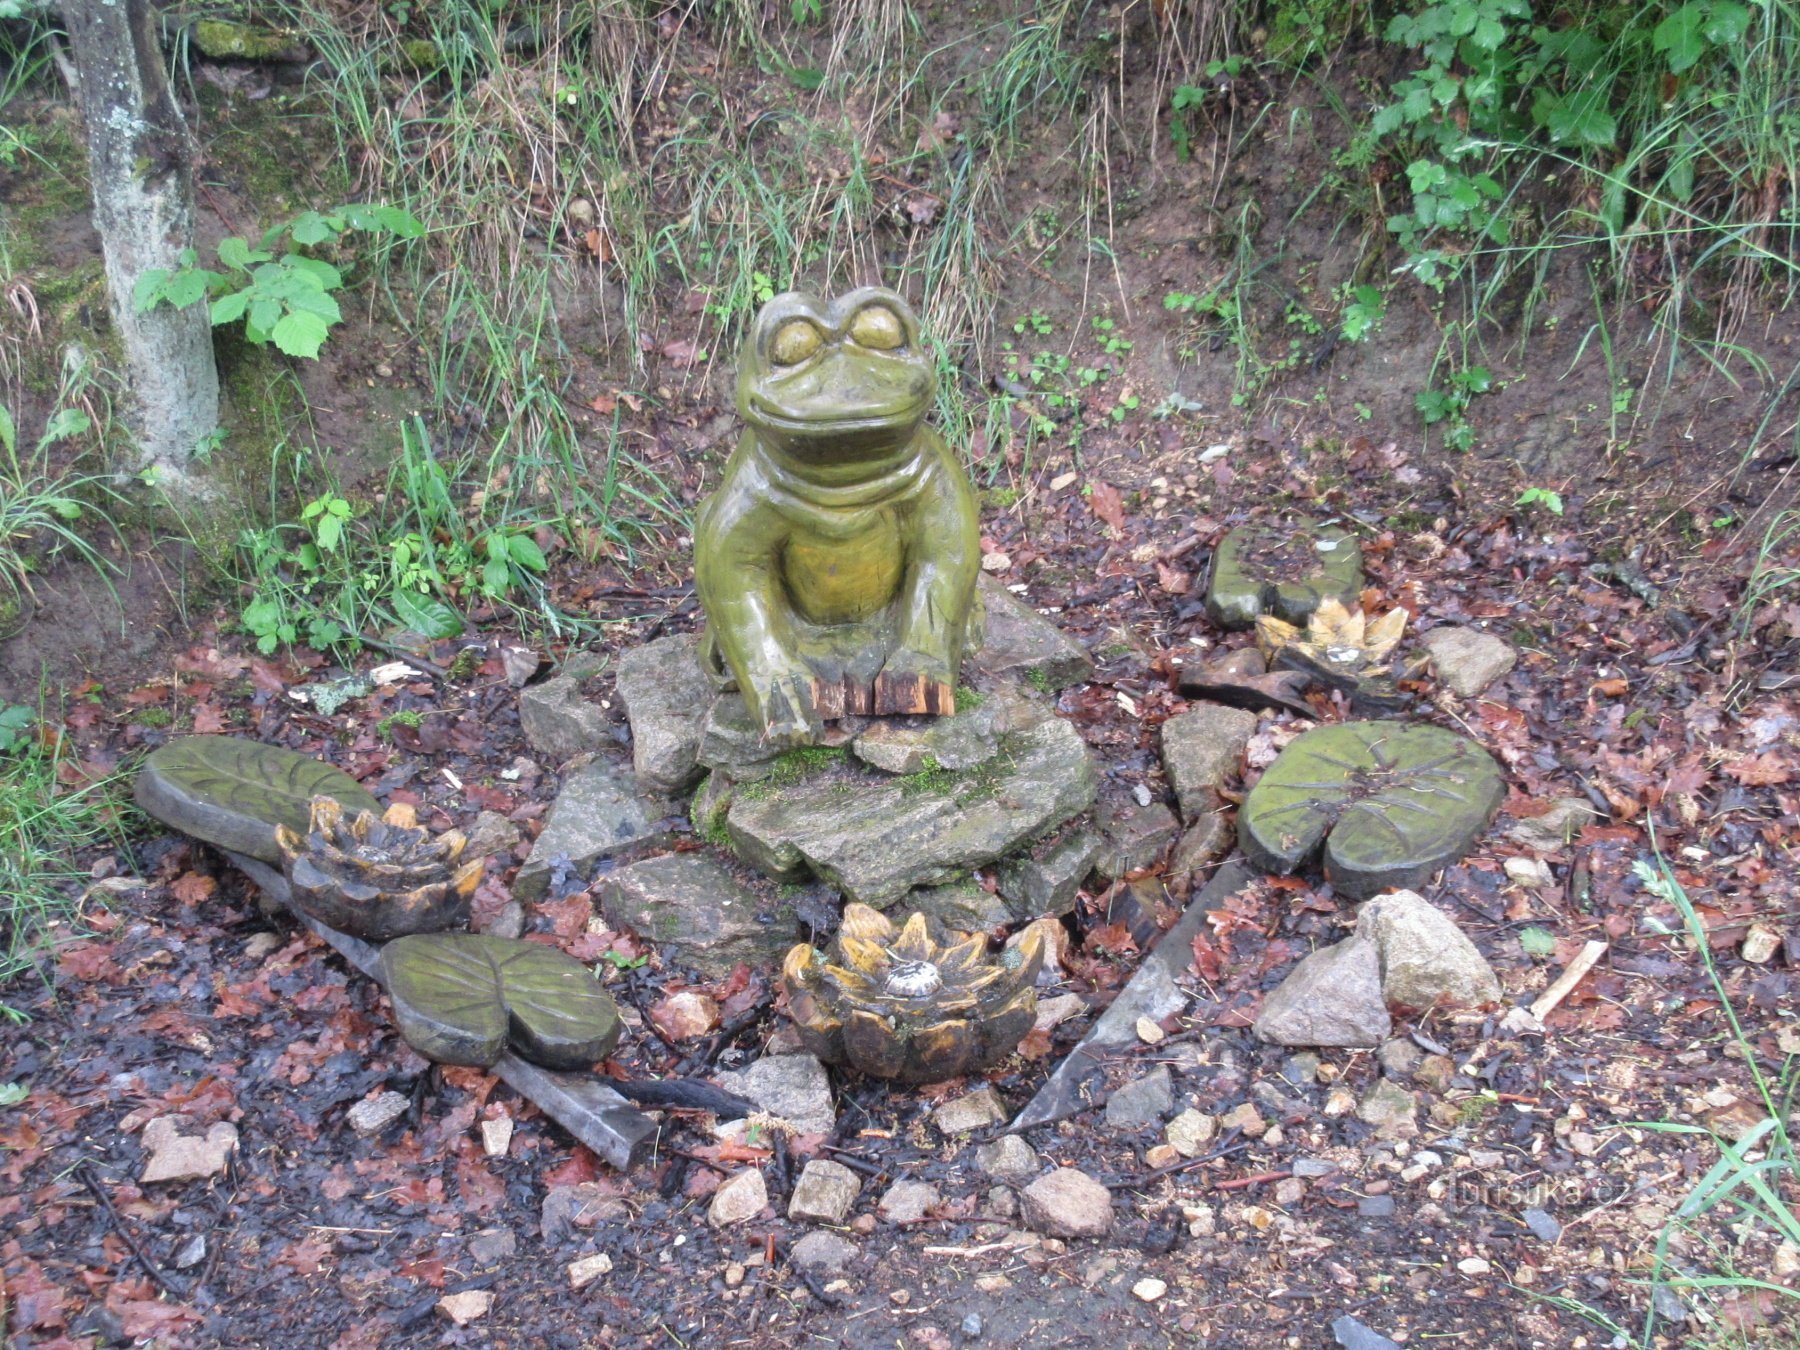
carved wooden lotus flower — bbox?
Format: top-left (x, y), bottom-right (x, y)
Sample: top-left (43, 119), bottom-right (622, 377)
top-left (782, 904), bottom-right (1044, 1083)
top-left (274, 796), bottom-right (482, 941)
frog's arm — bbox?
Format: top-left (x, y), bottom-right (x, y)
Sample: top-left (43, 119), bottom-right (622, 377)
top-left (876, 433), bottom-right (980, 715)
top-left (695, 450), bottom-right (821, 744)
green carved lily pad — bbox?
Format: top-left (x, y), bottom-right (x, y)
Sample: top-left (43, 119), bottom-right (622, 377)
top-left (135, 735), bottom-right (381, 864)
top-left (1205, 518), bottom-right (1363, 630)
top-left (380, 934), bottom-right (622, 1070)
top-left (1241, 721), bottom-right (1504, 900)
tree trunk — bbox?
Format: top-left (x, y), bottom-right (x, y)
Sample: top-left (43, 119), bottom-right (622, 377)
top-left (63, 0), bottom-right (219, 477)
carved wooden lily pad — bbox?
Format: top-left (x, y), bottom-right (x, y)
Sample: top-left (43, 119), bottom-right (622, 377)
top-left (1241, 722), bottom-right (1504, 899)
top-left (275, 797), bottom-right (482, 941)
top-left (381, 934), bottom-right (622, 1070)
top-left (135, 736), bottom-right (380, 864)
top-left (1205, 518), bottom-right (1363, 630)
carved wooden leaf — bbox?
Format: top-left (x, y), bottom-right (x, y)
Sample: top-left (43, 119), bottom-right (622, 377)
top-left (135, 735), bottom-right (380, 863)
top-left (1241, 721), bottom-right (1504, 900)
top-left (380, 934), bottom-right (622, 1070)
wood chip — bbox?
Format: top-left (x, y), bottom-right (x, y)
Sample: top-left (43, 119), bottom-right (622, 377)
top-left (1529, 939), bottom-right (1608, 1022)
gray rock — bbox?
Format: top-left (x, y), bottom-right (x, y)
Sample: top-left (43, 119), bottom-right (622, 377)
top-left (598, 852), bottom-right (796, 975)
top-left (519, 653), bottom-right (611, 763)
top-left (985, 1186), bottom-right (1018, 1220)
top-left (1165, 1109), bottom-right (1217, 1157)
top-left (1332, 1314), bottom-right (1402, 1349)
top-left (1253, 937), bottom-right (1391, 1048)
top-left (1282, 1052), bottom-right (1321, 1085)
top-left (1522, 1207), bottom-right (1562, 1242)
top-left (1378, 1038), bottom-right (1423, 1079)
top-left (932, 1085), bottom-right (1009, 1134)
top-left (1160, 705), bottom-right (1257, 821)
top-left (1356, 889), bottom-right (1502, 1010)
top-left (789, 1159), bottom-right (861, 1224)
top-left (346, 1091), bottom-right (409, 1137)
top-left (789, 1231), bottom-right (858, 1273)
top-left (1165, 807), bottom-right (1235, 894)
top-left (1356, 1195), bottom-right (1397, 1219)
top-left (467, 1228), bottom-right (516, 1266)
top-left (1093, 799), bottom-right (1180, 883)
top-left (515, 762), bottom-right (676, 901)
top-left (908, 878), bottom-right (1014, 933)
top-left (975, 1135), bottom-right (1040, 1183)
top-left (1419, 626), bottom-right (1517, 699)
top-left (1291, 1157), bottom-right (1337, 1177)
top-left (697, 694), bottom-right (785, 780)
top-left (614, 633), bottom-right (714, 793)
top-left (970, 574), bottom-right (1093, 689)
top-left (1507, 797), bottom-right (1598, 851)
top-left (994, 827), bottom-right (1101, 919)
top-left (1105, 1064), bottom-right (1174, 1131)
top-left (853, 712), bottom-right (998, 776)
top-left (1019, 1168), bottom-right (1113, 1238)
top-left (1356, 1080), bottom-right (1419, 1139)
top-left (465, 810), bottom-right (522, 864)
top-left (716, 1054), bottom-right (835, 1135)
top-left (877, 1179), bottom-right (940, 1224)
top-left (708, 1169), bottom-right (767, 1228)
top-left (541, 1182), bottom-right (628, 1243)
top-left (726, 715), bottom-right (1097, 906)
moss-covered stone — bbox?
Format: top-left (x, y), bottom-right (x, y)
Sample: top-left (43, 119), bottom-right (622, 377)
top-left (1240, 721), bottom-right (1504, 899)
top-left (191, 19), bottom-right (302, 61)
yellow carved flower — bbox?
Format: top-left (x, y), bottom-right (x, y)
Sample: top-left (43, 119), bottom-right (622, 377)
top-left (783, 904), bottom-right (1044, 1084)
top-left (275, 797), bottom-right (483, 941)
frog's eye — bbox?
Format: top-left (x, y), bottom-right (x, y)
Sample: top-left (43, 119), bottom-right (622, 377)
top-left (771, 320), bottom-right (823, 366)
top-left (849, 305), bottom-right (905, 351)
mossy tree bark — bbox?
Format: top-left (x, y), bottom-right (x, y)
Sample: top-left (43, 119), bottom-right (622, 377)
top-left (64, 0), bottom-right (219, 477)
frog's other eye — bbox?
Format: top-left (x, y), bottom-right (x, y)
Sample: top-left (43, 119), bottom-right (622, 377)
top-left (849, 305), bottom-right (905, 351)
top-left (771, 320), bottom-right (824, 365)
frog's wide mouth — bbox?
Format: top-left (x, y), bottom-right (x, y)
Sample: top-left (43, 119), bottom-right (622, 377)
top-left (743, 398), bottom-right (926, 439)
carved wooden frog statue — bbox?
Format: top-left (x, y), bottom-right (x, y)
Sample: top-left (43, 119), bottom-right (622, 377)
top-left (695, 288), bottom-right (980, 746)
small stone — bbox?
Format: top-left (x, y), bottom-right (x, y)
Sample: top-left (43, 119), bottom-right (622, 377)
top-left (516, 762), bottom-right (675, 901)
top-left (877, 1180), bottom-right (940, 1225)
top-left (1292, 1157), bottom-right (1337, 1178)
top-left (1020, 1168), bottom-right (1114, 1238)
top-left (962, 1311), bottom-right (984, 1338)
top-left (1160, 704), bottom-right (1257, 822)
top-left (1105, 1064), bottom-right (1174, 1131)
top-left (243, 932), bottom-right (283, 960)
top-left (467, 1228), bottom-right (516, 1265)
top-left (975, 1274), bottom-right (1011, 1294)
top-left (1522, 1207), bottom-right (1562, 1242)
top-left (1506, 798), bottom-right (1597, 851)
top-left (651, 991), bottom-right (721, 1041)
top-left (614, 633), bottom-right (713, 792)
top-left (1253, 936), bottom-right (1391, 1048)
top-left (1323, 1086), bottom-right (1357, 1116)
top-left (1357, 1194), bottom-right (1396, 1218)
top-left (1418, 626), bottom-right (1517, 698)
top-left (140, 1116), bottom-right (239, 1183)
top-left (1356, 890), bottom-right (1501, 1010)
top-left (1033, 992), bottom-right (1087, 1031)
top-left (346, 1091), bottom-right (409, 1137)
top-left (437, 1290), bottom-right (494, 1326)
top-left (994, 828), bottom-right (1103, 920)
top-left (1414, 1054), bottom-right (1456, 1093)
top-left (1503, 856), bottom-right (1554, 888)
top-left (1093, 800), bottom-right (1181, 882)
top-left (709, 1169), bottom-right (768, 1228)
top-left (1131, 1277), bottom-right (1167, 1302)
top-left (933, 1085), bottom-right (1009, 1134)
top-left (567, 1252), bottom-right (614, 1289)
top-left (1220, 1101), bottom-right (1266, 1137)
top-left (1356, 1081), bottom-right (1419, 1140)
top-left (1282, 1052), bottom-right (1321, 1085)
top-left (851, 1212), bottom-right (878, 1235)
top-left (790, 1231), bottom-right (858, 1274)
top-left (540, 1183), bottom-right (628, 1243)
top-left (518, 653), bottom-right (610, 762)
top-left (724, 1262), bottom-right (746, 1288)
top-left (1144, 1143), bottom-right (1180, 1169)
top-left (1742, 922), bottom-right (1782, 964)
top-left (789, 1159), bottom-right (862, 1224)
top-left (975, 1134), bottom-right (1040, 1182)
top-left (1166, 1109), bottom-right (1218, 1157)
top-left (172, 1234), bottom-right (207, 1269)
top-left (1135, 1016), bottom-right (1165, 1044)
top-left (600, 853), bottom-right (796, 976)
top-left (1331, 1313), bottom-right (1402, 1349)
top-left (1274, 1177), bottom-right (1306, 1206)
top-left (481, 1117), bottom-right (513, 1158)
top-left (985, 1186), bottom-right (1018, 1219)
top-left (1377, 1038), bottom-right (1423, 1079)
top-left (908, 878), bottom-right (1014, 932)
top-left (1183, 1203), bottom-right (1216, 1237)
top-left (1457, 1257), bottom-right (1491, 1275)
top-left (971, 574), bottom-right (1094, 689)
top-left (465, 810), bottom-right (522, 863)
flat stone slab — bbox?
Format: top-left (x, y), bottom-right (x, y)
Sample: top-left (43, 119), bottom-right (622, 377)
top-left (1093, 799), bottom-right (1180, 882)
top-left (614, 633), bottom-right (715, 793)
top-left (1240, 721), bottom-right (1505, 900)
top-left (135, 736), bottom-right (380, 864)
top-left (697, 694), bottom-right (787, 780)
top-left (598, 852), bottom-right (798, 975)
top-left (994, 826), bottom-right (1101, 919)
top-left (1418, 625), bottom-right (1517, 698)
top-left (1205, 518), bottom-right (1362, 630)
top-left (515, 762), bottom-right (677, 901)
top-left (726, 716), bottom-right (1097, 907)
top-left (715, 1053), bottom-right (836, 1134)
top-left (969, 574), bottom-right (1093, 689)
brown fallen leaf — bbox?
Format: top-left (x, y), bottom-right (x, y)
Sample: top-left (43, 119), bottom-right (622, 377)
top-left (1089, 480), bottom-right (1126, 531)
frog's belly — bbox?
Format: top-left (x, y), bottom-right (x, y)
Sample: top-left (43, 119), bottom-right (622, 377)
top-left (782, 515), bottom-right (904, 625)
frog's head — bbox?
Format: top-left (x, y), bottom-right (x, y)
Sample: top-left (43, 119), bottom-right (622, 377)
top-left (736, 288), bottom-right (936, 470)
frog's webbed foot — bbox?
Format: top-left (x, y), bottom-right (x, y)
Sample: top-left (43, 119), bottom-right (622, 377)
top-left (873, 649), bottom-right (956, 717)
top-left (753, 670), bottom-right (825, 748)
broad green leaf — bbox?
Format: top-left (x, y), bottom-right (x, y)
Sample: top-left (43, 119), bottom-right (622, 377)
top-left (286, 256), bottom-right (344, 290)
top-left (481, 556), bottom-right (511, 597)
top-left (217, 236), bottom-right (271, 271)
top-left (392, 589), bottom-right (464, 638)
top-left (248, 296), bottom-right (282, 337)
top-left (315, 512), bottom-right (343, 551)
top-left (0, 404), bottom-right (13, 454)
top-left (132, 268), bottom-right (170, 312)
top-left (507, 534), bottom-right (548, 572)
top-left (210, 290), bottom-right (250, 324)
top-left (289, 210), bottom-right (336, 246)
top-left (1705, 0), bottom-right (1750, 44)
top-left (164, 268), bottom-right (212, 309)
top-left (371, 205), bottom-right (425, 238)
top-left (41, 407), bottom-right (91, 444)
top-left (1653, 3), bottom-right (1707, 71)
top-left (286, 288), bottom-right (343, 323)
top-left (272, 310), bottom-right (331, 359)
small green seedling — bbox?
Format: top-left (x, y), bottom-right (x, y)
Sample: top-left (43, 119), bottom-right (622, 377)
top-left (1515, 486), bottom-right (1564, 515)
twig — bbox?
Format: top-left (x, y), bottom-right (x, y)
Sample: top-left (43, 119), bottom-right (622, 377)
top-left (1530, 939), bottom-right (1609, 1022)
top-left (76, 1162), bottom-right (194, 1304)
top-left (1213, 1169), bottom-right (1292, 1192)
top-left (353, 633), bottom-right (449, 680)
